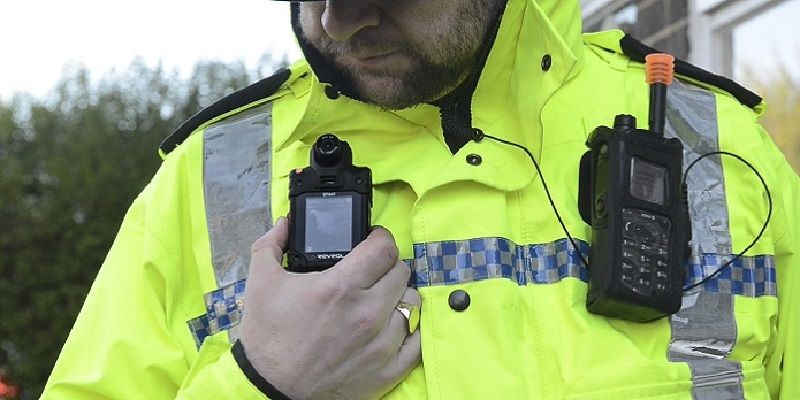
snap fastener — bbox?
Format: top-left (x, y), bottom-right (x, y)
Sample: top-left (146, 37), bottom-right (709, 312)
top-left (541, 54), bottom-right (552, 71)
top-left (325, 85), bottom-right (340, 100)
top-left (466, 153), bottom-right (482, 166)
top-left (448, 290), bottom-right (471, 311)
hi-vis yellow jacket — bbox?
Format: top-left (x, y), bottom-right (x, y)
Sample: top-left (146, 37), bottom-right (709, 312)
top-left (43, 0), bottom-right (799, 398)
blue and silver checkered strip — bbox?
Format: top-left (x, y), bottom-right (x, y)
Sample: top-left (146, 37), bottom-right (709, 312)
top-left (185, 241), bottom-right (777, 346)
top-left (685, 252), bottom-right (777, 297)
top-left (410, 237), bottom-right (590, 287)
top-left (409, 237), bottom-right (777, 297)
top-left (187, 279), bottom-right (246, 347)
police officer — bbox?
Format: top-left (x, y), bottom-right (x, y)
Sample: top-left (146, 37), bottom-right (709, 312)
top-left (44, 0), bottom-right (799, 399)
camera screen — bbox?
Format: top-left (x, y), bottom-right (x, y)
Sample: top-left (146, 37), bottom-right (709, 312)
top-left (305, 194), bottom-right (353, 253)
top-left (630, 157), bottom-right (668, 205)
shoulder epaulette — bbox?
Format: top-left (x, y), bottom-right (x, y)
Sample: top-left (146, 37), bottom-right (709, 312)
top-left (619, 34), bottom-right (762, 110)
top-left (159, 68), bottom-right (292, 155)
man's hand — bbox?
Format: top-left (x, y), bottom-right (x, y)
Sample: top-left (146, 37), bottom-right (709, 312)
top-left (240, 217), bottom-right (421, 400)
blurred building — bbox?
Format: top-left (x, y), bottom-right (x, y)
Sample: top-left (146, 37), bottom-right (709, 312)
top-left (581, 0), bottom-right (794, 77)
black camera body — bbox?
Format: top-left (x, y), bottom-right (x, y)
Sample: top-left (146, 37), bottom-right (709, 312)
top-left (287, 134), bottom-right (372, 272)
top-left (578, 115), bottom-right (691, 321)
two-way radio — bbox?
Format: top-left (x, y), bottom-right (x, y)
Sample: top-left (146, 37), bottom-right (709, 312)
top-left (578, 54), bottom-right (692, 321)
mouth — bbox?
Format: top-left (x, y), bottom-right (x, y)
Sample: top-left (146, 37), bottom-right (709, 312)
top-left (346, 50), bottom-right (402, 68)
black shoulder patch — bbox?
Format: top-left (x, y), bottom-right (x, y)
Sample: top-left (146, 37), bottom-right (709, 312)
top-left (619, 34), bottom-right (762, 110)
top-left (159, 68), bottom-right (292, 155)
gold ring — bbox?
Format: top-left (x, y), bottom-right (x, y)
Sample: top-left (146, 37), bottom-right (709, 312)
top-left (395, 301), bottom-right (420, 334)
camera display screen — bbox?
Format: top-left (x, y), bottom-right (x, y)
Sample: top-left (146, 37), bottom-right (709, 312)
top-left (630, 157), bottom-right (668, 205)
top-left (304, 194), bottom-right (353, 253)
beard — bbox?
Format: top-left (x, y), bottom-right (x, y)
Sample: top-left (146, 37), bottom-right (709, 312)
top-left (294, 1), bottom-right (506, 110)
top-left (314, 36), bottom-right (475, 110)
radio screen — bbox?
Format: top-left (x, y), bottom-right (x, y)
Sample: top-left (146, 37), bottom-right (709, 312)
top-left (630, 157), bottom-right (668, 205)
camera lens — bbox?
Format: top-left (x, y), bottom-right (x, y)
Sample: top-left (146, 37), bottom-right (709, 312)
top-left (317, 135), bottom-right (339, 155)
top-left (314, 134), bottom-right (342, 166)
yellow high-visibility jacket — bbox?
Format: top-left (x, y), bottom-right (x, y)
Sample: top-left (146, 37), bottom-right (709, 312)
top-left (43, 0), bottom-right (799, 398)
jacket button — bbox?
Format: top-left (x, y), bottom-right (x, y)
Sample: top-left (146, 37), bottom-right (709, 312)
top-left (449, 290), bottom-right (471, 311)
top-left (325, 85), bottom-right (340, 100)
top-left (466, 153), bottom-right (482, 166)
top-left (541, 54), bottom-right (552, 71)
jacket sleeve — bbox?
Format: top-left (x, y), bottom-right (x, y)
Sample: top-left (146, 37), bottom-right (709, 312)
top-left (177, 335), bottom-right (270, 398)
top-left (41, 146), bottom-right (270, 399)
top-left (763, 123), bottom-right (800, 399)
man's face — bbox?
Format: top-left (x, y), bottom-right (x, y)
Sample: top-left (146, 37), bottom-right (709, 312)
top-left (297, 0), bottom-right (505, 109)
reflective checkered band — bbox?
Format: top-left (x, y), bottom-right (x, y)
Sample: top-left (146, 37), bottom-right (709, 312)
top-left (184, 242), bottom-right (776, 346)
top-left (187, 316), bottom-right (211, 348)
top-left (187, 279), bottom-right (246, 347)
top-left (685, 253), bottom-right (777, 297)
top-left (408, 237), bottom-right (777, 298)
top-left (409, 237), bottom-right (590, 287)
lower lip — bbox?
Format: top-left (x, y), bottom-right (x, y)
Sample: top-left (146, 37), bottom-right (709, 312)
top-left (350, 52), bottom-right (401, 68)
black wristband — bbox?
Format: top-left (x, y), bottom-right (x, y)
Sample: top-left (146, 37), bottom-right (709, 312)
top-left (231, 339), bottom-right (294, 400)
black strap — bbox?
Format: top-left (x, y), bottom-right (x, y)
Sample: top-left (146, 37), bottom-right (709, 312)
top-left (231, 339), bottom-right (294, 400)
top-left (619, 34), bottom-right (762, 110)
top-left (159, 68), bottom-right (292, 155)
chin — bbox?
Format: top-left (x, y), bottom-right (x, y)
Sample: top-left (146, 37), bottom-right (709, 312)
top-left (341, 67), bottom-right (446, 109)
top-left (352, 78), bottom-right (417, 109)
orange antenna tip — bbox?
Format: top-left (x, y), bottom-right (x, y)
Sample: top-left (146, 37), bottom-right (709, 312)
top-left (645, 53), bottom-right (675, 85)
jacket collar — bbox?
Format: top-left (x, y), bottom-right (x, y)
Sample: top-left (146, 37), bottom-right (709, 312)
top-left (469, 0), bottom-right (584, 148)
top-left (274, 0), bottom-right (584, 191)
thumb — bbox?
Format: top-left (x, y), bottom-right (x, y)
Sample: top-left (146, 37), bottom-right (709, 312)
top-left (249, 216), bottom-right (289, 278)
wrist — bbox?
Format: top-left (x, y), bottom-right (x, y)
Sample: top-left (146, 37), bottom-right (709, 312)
top-left (231, 339), bottom-right (294, 400)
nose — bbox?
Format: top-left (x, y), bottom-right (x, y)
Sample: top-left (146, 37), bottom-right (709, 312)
top-left (321, 0), bottom-right (380, 41)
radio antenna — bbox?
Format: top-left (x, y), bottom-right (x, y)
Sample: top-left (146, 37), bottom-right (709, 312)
top-left (645, 53), bottom-right (675, 137)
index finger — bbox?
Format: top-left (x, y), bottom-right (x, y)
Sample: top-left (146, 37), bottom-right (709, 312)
top-left (329, 227), bottom-right (399, 289)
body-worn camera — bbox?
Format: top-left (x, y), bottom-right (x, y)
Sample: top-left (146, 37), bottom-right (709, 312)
top-left (287, 134), bottom-right (372, 272)
top-left (578, 115), bottom-right (691, 321)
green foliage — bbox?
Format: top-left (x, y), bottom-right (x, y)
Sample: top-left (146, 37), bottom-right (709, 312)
top-left (0, 56), bottom-right (286, 399)
top-left (741, 63), bottom-right (800, 173)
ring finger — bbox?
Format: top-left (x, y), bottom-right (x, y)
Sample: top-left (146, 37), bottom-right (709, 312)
top-left (384, 288), bottom-right (422, 351)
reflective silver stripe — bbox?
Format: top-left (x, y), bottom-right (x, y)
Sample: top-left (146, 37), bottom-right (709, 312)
top-left (665, 79), bottom-right (742, 398)
top-left (666, 79), bottom-right (732, 255)
top-left (689, 360), bottom-right (744, 400)
top-left (670, 292), bottom-right (743, 399)
top-left (203, 103), bottom-right (273, 343)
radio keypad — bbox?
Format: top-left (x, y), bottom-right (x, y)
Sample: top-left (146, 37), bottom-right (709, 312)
top-left (621, 208), bottom-right (671, 295)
